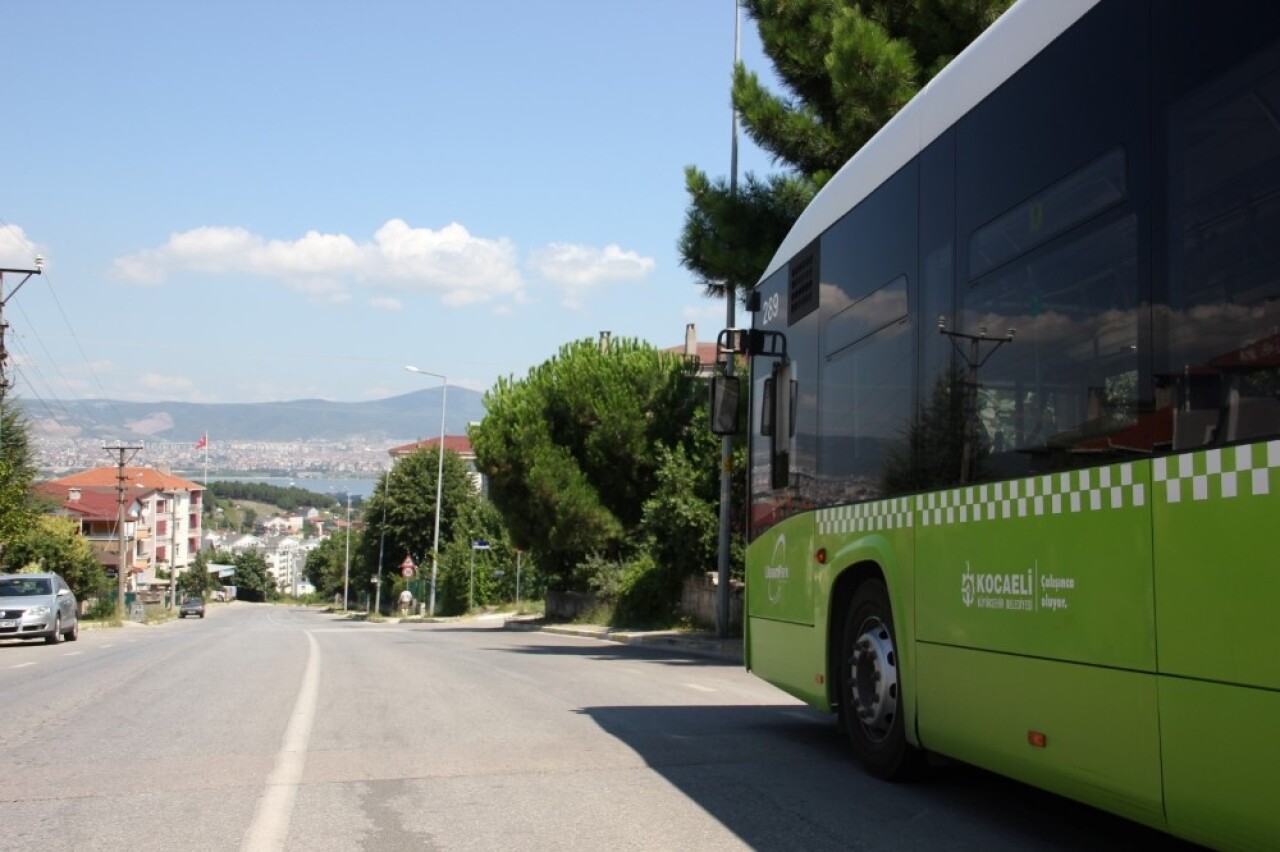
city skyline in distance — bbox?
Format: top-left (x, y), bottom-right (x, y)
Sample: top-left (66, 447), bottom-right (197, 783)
top-left (19, 385), bottom-right (487, 446)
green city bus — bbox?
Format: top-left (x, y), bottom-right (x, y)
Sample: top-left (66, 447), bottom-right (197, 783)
top-left (716, 1), bottom-right (1280, 848)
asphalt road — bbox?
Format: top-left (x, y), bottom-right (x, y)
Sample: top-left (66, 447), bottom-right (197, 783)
top-left (0, 604), bottom-right (1200, 851)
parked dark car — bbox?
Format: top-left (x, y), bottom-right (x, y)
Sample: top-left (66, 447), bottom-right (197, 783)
top-left (0, 572), bottom-right (79, 644)
top-left (179, 596), bottom-right (206, 618)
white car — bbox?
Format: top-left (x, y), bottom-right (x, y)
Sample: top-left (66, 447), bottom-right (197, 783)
top-left (0, 572), bottom-right (80, 644)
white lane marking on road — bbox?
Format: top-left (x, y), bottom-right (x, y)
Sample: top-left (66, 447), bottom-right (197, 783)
top-left (63, 652), bottom-right (83, 656)
top-left (241, 630), bottom-right (321, 852)
top-left (11, 662), bottom-right (35, 669)
top-left (684, 683), bottom-right (715, 693)
top-left (101, 644), bottom-right (114, 649)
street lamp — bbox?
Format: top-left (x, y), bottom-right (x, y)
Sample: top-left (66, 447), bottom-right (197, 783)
top-left (374, 460), bottom-right (402, 615)
top-left (343, 492), bottom-right (352, 610)
top-left (405, 366), bottom-right (446, 618)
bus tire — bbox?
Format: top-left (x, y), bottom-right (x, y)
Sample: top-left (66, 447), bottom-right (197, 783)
top-left (839, 578), bottom-right (925, 780)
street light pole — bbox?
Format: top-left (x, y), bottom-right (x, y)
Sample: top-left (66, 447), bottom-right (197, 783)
top-left (374, 460), bottom-right (401, 616)
top-left (405, 366), bottom-right (447, 618)
top-left (342, 492), bottom-right (351, 610)
top-left (715, 1), bottom-right (743, 638)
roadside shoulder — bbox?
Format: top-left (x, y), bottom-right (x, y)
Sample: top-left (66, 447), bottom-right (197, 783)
top-left (503, 615), bottom-right (743, 663)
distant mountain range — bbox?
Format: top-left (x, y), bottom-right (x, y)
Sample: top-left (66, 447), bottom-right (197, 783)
top-left (18, 387), bottom-right (487, 443)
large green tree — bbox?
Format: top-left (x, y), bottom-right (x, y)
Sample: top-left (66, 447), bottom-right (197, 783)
top-left (179, 548), bottom-right (221, 598)
top-left (470, 337), bottom-right (709, 591)
top-left (304, 533), bottom-right (348, 601)
top-left (0, 405), bottom-right (39, 563)
top-left (681, 0), bottom-right (1012, 298)
top-left (229, 550), bottom-right (277, 602)
top-left (1, 515), bottom-right (110, 602)
top-left (355, 448), bottom-right (480, 611)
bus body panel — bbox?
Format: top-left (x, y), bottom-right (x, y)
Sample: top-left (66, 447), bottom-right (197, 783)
top-left (745, 512), bottom-right (823, 707)
top-left (915, 460), bottom-right (1156, 672)
top-left (916, 643), bottom-right (1164, 830)
top-left (745, 512), bottom-right (816, 627)
top-left (1152, 443), bottom-right (1280, 690)
top-left (1158, 676), bottom-right (1280, 850)
top-left (746, 617), bottom-right (828, 710)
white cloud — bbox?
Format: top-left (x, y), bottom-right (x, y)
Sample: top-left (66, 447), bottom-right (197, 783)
top-left (110, 221), bottom-right (654, 312)
top-left (526, 242), bottom-right (655, 308)
top-left (0, 224), bottom-right (46, 269)
top-left (373, 219), bottom-right (523, 306)
top-left (111, 219), bottom-right (526, 306)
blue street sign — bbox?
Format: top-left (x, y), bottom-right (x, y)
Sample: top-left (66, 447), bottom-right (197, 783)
top-left (471, 540), bottom-right (490, 550)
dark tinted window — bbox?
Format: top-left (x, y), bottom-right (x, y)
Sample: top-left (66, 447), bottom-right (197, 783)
top-left (969, 147), bottom-right (1126, 280)
top-left (950, 0), bottom-right (1150, 482)
top-left (1161, 42), bottom-right (1280, 449)
top-left (817, 164), bottom-right (917, 500)
top-left (961, 213), bottom-right (1141, 479)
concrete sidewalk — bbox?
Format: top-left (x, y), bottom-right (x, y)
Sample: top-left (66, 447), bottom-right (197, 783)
top-left (503, 616), bottom-right (743, 664)
top-left (327, 607), bottom-right (744, 664)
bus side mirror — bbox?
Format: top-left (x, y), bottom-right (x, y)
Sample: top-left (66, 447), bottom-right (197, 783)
top-left (710, 375), bottom-right (741, 435)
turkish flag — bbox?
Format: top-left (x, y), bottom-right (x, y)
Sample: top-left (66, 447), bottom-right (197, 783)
top-left (194, 434), bottom-right (208, 450)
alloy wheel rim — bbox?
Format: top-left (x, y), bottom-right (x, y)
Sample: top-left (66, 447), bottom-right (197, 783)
top-left (849, 616), bottom-right (899, 743)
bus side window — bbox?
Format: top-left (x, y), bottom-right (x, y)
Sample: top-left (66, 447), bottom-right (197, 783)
top-left (762, 377), bottom-right (775, 437)
top-left (769, 363), bottom-right (795, 489)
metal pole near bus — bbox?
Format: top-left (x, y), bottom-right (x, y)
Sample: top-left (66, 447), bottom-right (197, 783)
top-left (715, 0), bottom-right (743, 639)
top-left (470, 539), bottom-right (489, 611)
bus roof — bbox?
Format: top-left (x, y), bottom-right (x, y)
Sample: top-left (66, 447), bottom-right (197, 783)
top-left (759, 0), bottom-right (1100, 284)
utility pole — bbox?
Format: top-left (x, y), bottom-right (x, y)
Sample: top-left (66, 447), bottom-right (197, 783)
top-left (169, 488), bottom-right (184, 610)
top-left (105, 443), bottom-right (143, 617)
top-left (0, 258), bottom-right (44, 453)
top-left (938, 318), bottom-right (1015, 483)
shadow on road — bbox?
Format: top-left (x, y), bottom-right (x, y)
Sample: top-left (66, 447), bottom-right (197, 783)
top-left (577, 704), bottom-right (1204, 852)
top-left (486, 639), bottom-right (740, 667)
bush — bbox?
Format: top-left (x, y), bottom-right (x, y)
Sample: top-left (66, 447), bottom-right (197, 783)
top-left (612, 552), bottom-right (683, 629)
top-left (87, 596), bottom-right (117, 620)
top-left (582, 552), bottom-right (628, 601)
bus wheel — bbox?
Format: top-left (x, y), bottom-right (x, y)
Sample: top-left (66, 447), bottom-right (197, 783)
top-left (839, 578), bottom-right (924, 780)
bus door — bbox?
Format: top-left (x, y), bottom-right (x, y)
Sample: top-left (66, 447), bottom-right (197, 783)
top-left (745, 269), bottom-right (823, 704)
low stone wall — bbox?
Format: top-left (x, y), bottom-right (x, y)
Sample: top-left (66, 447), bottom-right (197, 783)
top-left (547, 575), bottom-right (744, 629)
top-left (545, 590), bottom-right (599, 621)
top-left (681, 573), bottom-right (743, 630)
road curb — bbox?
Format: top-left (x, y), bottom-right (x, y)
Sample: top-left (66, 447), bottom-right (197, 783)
top-left (514, 621), bottom-right (743, 664)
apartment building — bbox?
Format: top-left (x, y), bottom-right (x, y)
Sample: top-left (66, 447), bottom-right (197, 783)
top-left (37, 467), bottom-right (204, 590)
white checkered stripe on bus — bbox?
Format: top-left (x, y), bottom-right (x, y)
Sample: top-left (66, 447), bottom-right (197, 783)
top-left (1153, 440), bottom-right (1280, 504)
top-left (917, 463), bottom-right (1145, 528)
top-left (817, 497), bottom-right (913, 536)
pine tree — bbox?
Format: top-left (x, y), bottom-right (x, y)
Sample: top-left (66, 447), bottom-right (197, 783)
top-left (470, 337), bottom-right (706, 590)
top-left (681, 0), bottom-right (1012, 299)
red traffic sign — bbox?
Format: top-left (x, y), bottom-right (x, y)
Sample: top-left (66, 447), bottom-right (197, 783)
top-left (400, 556), bottom-right (416, 577)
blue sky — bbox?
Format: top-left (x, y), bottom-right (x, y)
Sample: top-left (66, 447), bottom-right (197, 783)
top-left (2, 1), bottom-right (778, 405)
